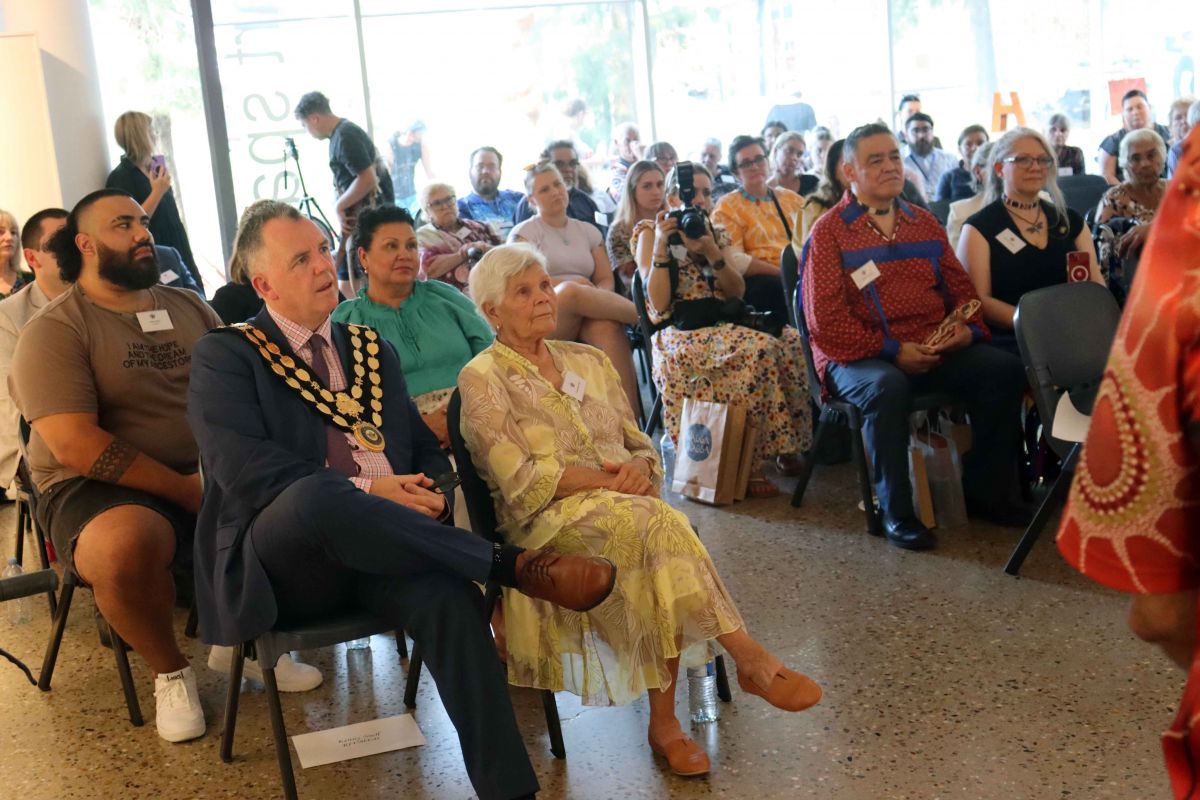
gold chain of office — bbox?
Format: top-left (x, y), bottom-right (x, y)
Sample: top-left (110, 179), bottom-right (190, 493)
top-left (233, 323), bottom-right (386, 452)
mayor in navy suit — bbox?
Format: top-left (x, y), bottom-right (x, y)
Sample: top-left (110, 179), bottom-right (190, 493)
top-left (186, 202), bottom-right (617, 800)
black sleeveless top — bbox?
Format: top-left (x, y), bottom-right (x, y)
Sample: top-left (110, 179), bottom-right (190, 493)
top-left (965, 199), bottom-right (1085, 307)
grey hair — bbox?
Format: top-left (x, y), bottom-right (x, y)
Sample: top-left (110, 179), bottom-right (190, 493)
top-left (523, 161), bottom-right (563, 195)
top-left (984, 127), bottom-right (1068, 223)
top-left (419, 182), bottom-right (456, 211)
top-left (1190, 100), bottom-right (1200, 128)
top-left (1046, 113), bottom-right (1071, 132)
top-left (469, 242), bottom-right (548, 322)
top-left (1118, 128), bottom-right (1167, 169)
top-left (969, 141), bottom-right (995, 191)
top-left (233, 200), bottom-right (302, 277)
top-left (702, 137), bottom-right (721, 149)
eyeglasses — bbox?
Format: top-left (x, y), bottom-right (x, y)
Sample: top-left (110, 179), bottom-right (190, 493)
top-left (908, 125), bottom-right (933, 134)
top-left (1127, 152), bottom-right (1162, 165)
top-left (428, 195), bottom-right (457, 210)
top-left (552, 159), bottom-right (579, 169)
top-left (735, 154), bottom-right (768, 171)
top-left (1002, 155), bottom-right (1055, 169)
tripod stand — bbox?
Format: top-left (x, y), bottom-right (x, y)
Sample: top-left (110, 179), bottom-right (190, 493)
top-left (283, 137), bottom-right (338, 249)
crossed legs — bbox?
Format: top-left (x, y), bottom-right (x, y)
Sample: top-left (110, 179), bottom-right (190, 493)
top-left (553, 281), bottom-right (641, 414)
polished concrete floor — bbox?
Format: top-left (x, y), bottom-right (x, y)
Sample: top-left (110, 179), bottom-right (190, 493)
top-left (0, 463), bottom-right (1181, 800)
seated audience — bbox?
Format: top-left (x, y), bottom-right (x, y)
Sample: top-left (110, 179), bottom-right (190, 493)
top-left (608, 121), bottom-right (643, 202)
top-left (644, 141), bottom-right (678, 175)
top-left (935, 125), bottom-right (989, 202)
top-left (1096, 128), bottom-right (1168, 261)
top-left (944, 141), bottom-right (994, 251)
top-left (333, 205), bottom-right (493, 446)
top-left (700, 136), bottom-right (738, 199)
top-left (895, 94), bottom-right (943, 149)
top-left (509, 162), bottom-right (640, 413)
top-left (0, 208), bottom-right (69, 499)
top-left (1099, 89), bottom-right (1171, 185)
top-left (712, 134), bottom-right (804, 321)
top-left (416, 183), bottom-right (501, 292)
top-left (105, 111), bottom-right (205, 293)
top-left (459, 243), bottom-right (822, 777)
top-left (513, 140), bottom-right (605, 233)
top-left (806, 126), bottom-right (834, 175)
top-left (957, 128), bottom-right (1101, 355)
top-left (767, 131), bottom-right (807, 195)
top-left (1167, 100), bottom-right (1200, 178)
top-left (607, 160), bottom-right (666, 282)
top-left (802, 123), bottom-right (1026, 551)
top-left (9, 189), bottom-right (323, 744)
top-left (210, 200), bottom-right (272, 324)
top-left (761, 120), bottom-right (787, 155)
top-left (1046, 113), bottom-right (1086, 176)
top-left (155, 244), bottom-right (202, 294)
top-left (1168, 97), bottom-right (1196, 148)
top-left (456, 146), bottom-right (524, 239)
top-left (792, 138), bottom-right (846, 250)
top-left (0, 209), bottom-right (33, 298)
top-left (188, 200), bottom-right (617, 800)
top-left (903, 113), bottom-right (958, 201)
top-left (633, 164), bottom-right (813, 495)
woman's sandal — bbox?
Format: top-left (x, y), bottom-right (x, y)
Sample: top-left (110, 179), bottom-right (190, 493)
top-left (648, 732), bottom-right (711, 776)
top-left (737, 667), bottom-right (822, 712)
top-left (747, 477), bottom-right (780, 498)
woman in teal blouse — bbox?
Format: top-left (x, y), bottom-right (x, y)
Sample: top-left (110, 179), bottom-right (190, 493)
top-left (332, 206), bottom-right (493, 445)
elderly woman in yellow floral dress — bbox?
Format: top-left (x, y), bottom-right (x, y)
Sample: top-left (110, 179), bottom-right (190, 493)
top-left (457, 242), bottom-right (821, 778)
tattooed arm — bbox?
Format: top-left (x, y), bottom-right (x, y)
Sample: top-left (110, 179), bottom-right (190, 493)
top-left (30, 412), bottom-right (202, 513)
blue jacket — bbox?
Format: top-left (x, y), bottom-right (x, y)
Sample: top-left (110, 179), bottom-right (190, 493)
top-left (186, 308), bottom-right (450, 645)
top-left (155, 245), bottom-right (204, 297)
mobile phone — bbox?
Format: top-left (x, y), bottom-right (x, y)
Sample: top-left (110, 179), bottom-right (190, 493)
top-left (150, 155), bottom-right (167, 174)
top-left (1067, 251), bottom-right (1090, 283)
top-left (429, 471), bottom-right (462, 495)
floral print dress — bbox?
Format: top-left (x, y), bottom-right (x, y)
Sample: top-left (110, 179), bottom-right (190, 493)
top-left (458, 339), bottom-right (743, 706)
top-left (633, 220), bottom-right (813, 460)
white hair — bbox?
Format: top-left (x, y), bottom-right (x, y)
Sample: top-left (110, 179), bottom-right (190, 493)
top-left (1190, 100), bottom-right (1200, 128)
top-left (984, 127), bottom-right (1068, 223)
top-left (469, 242), bottom-right (548, 324)
top-left (419, 182), bottom-right (456, 211)
top-left (1118, 128), bottom-right (1167, 169)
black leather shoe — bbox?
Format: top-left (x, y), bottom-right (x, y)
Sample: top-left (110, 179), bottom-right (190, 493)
top-left (965, 498), bottom-right (1034, 528)
top-left (882, 515), bottom-right (937, 550)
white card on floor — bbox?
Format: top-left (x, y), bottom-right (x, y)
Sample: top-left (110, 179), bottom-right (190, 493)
top-left (135, 309), bottom-right (173, 332)
top-left (292, 714), bottom-right (425, 768)
top-left (1052, 392), bottom-right (1092, 444)
top-left (849, 260), bottom-right (881, 290)
top-left (159, 269), bottom-right (179, 285)
top-left (995, 229), bottom-right (1026, 254)
top-left (562, 370), bottom-right (586, 401)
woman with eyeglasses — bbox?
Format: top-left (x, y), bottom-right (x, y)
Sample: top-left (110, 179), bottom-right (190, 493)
top-left (510, 161), bottom-right (641, 414)
top-left (414, 182), bottom-right (501, 293)
top-left (956, 127), bottom-right (1101, 355)
top-left (1095, 129), bottom-right (1168, 261)
top-left (607, 160), bottom-right (667, 282)
top-left (712, 134), bottom-right (804, 324)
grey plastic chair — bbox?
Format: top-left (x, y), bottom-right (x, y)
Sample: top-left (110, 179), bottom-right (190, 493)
top-left (1005, 281), bottom-right (1121, 575)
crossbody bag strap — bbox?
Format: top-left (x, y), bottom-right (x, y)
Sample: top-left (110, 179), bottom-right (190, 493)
top-left (769, 190), bottom-right (794, 241)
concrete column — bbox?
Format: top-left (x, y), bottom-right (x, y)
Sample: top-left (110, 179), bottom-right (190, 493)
top-left (0, 0), bottom-right (109, 209)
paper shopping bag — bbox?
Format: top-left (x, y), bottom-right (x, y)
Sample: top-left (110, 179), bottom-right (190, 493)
top-left (734, 420), bottom-right (759, 501)
top-left (908, 443), bottom-right (937, 529)
top-left (672, 397), bottom-right (746, 505)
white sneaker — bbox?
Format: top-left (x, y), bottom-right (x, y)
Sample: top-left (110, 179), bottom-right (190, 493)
top-left (207, 646), bottom-right (324, 693)
top-left (154, 666), bottom-right (206, 743)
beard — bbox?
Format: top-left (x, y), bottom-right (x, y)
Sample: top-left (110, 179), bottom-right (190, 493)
top-left (910, 140), bottom-right (933, 157)
top-left (472, 175), bottom-right (498, 196)
top-left (97, 241), bottom-right (160, 290)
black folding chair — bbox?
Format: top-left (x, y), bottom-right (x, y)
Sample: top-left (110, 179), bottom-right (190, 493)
top-left (928, 199), bottom-right (951, 226)
top-left (1059, 174), bottom-right (1110, 217)
top-left (19, 415), bottom-right (142, 726)
top-left (12, 456), bottom-right (55, 614)
top-left (630, 271), bottom-right (663, 436)
top-left (1005, 282), bottom-right (1121, 575)
top-left (784, 248), bottom-right (952, 535)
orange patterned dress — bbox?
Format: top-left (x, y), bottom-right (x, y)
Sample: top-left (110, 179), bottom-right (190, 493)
top-left (1056, 126), bottom-right (1200, 798)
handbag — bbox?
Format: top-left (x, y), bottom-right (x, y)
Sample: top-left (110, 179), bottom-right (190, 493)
top-left (672, 393), bottom-right (749, 506)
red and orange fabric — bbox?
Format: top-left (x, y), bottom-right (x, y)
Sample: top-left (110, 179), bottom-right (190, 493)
top-left (1056, 125), bottom-right (1200, 797)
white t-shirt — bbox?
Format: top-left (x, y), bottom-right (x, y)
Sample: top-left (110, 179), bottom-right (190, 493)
top-left (508, 216), bottom-right (604, 281)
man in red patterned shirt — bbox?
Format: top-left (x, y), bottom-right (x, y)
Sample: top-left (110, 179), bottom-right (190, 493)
top-left (800, 123), bottom-right (1026, 550)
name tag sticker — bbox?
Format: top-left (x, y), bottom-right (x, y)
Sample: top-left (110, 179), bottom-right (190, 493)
top-left (159, 269), bottom-right (179, 284)
top-left (850, 260), bottom-right (881, 290)
top-left (1057, 166), bottom-right (1074, 177)
top-left (669, 245), bottom-right (689, 261)
top-left (594, 211), bottom-right (608, 227)
top-left (136, 309), bottom-right (174, 332)
top-left (995, 229), bottom-right (1027, 254)
top-left (562, 371), bottom-right (586, 402)
top-left (453, 227), bottom-right (471, 240)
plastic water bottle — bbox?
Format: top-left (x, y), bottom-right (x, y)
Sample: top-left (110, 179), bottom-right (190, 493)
top-left (687, 659), bottom-right (720, 724)
top-left (3, 559), bottom-right (33, 625)
top-left (346, 637), bottom-right (370, 651)
top-left (659, 432), bottom-right (676, 486)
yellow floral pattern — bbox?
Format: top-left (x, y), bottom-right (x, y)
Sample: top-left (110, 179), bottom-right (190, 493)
top-left (458, 340), bottom-right (744, 705)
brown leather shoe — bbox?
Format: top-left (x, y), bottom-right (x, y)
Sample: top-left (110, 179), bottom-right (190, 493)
top-left (514, 550), bottom-right (616, 612)
top-left (648, 733), bottom-right (711, 776)
top-left (737, 667), bottom-right (822, 712)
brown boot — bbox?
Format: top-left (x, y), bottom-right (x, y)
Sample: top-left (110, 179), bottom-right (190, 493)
top-left (514, 550), bottom-right (616, 612)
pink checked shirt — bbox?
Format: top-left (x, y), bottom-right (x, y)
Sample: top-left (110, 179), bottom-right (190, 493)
top-left (267, 308), bottom-right (394, 492)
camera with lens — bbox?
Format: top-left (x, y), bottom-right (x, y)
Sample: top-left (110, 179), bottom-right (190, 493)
top-left (465, 246), bottom-right (483, 263)
top-left (667, 161), bottom-right (710, 246)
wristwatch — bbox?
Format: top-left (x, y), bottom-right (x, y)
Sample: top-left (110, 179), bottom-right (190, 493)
top-left (653, 259), bottom-right (672, 269)
top-left (710, 258), bottom-right (727, 271)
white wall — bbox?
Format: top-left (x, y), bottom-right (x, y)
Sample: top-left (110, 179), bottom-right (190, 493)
top-left (0, 33), bottom-right (62, 230)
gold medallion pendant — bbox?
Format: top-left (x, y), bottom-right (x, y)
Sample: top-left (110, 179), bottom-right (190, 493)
top-left (353, 421), bottom-right (386, 452)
